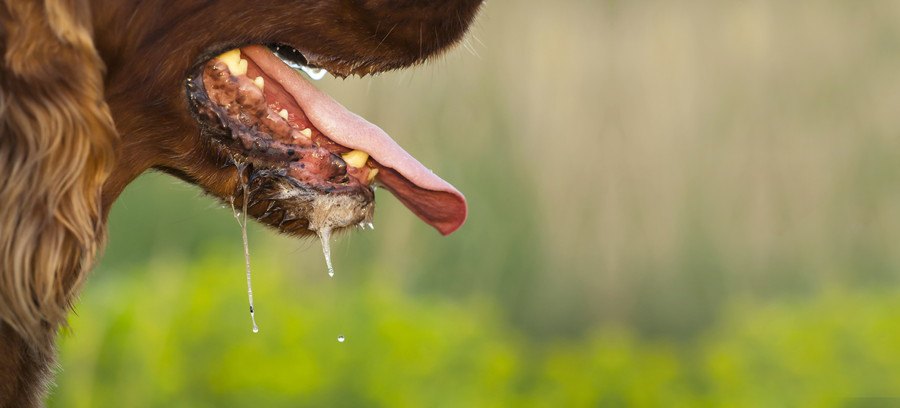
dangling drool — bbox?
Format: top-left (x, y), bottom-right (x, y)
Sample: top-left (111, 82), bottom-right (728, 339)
top-left (317, 227), bottom-right (335, 278)
top-left (231, 163), bottom-right (260, 333)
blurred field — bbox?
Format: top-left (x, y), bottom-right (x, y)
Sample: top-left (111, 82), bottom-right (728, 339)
top-left (52, 0), bottom-right (900, 406)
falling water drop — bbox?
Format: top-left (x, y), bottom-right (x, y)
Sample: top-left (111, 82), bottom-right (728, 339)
top-left (337, 335), bottom-right (346, 343)
top-left (231, 164), bottom-right (259, 334)
top-left (317, 228), bottom-right (335, 278)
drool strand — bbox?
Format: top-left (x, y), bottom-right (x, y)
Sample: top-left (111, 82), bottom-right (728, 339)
top-left (317, 227), bottom-right (335, 278)
top-left (231, 163), bottom-right (259, 333)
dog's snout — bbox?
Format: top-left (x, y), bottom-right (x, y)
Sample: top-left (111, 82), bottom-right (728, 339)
top-left (276, 0), bottom-right (484, 77)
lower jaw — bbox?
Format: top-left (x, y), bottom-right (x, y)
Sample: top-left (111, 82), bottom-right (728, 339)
top-left (233, 166), bottom-right (375, 233)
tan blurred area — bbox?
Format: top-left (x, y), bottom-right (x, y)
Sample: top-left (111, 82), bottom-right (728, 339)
top-left (319, 0), bottom-right (900, 336)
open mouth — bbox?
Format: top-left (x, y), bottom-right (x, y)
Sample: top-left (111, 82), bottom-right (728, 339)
top-left (186, 45), bottom-right (467, 235)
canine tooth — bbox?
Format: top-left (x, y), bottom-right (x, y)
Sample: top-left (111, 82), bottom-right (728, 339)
top-left (217, 49), bottom-right (242, 74)
top-left (278, 109), bottom-right (289, 120)
top-left (300, 128), bottom-right (312, 138)
top-left (342, 150), bottom-right (369, 168)
top-left (233, 59), bottom-right (249, 76)
top-left (367, 168), bottom-right (379, 183)
top-left (253, 76), bottom-right (265, 90)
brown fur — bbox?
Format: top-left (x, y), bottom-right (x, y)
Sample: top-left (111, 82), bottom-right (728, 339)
top-left (0, 2), bottom-right (116, 404)
top-left (0, 0), bottom-right (481, 406)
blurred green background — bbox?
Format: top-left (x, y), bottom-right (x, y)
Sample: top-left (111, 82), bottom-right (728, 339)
top-left (50, 0), bottom-right (900, 406)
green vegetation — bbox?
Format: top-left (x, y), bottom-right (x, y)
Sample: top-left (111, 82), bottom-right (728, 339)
top-left (50, 253), bottom-right (900, 407)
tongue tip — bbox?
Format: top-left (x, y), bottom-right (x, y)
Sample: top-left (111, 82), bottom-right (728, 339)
top-left (433, 193), bottom-right (468, 236)
top-left (243, 45), bottom-right (469, 236)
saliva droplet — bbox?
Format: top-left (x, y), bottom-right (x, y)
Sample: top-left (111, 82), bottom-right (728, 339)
top-left (337, 335), bottom-right (346, 343)
top-left (317, 227), bottom-right (335, 278)
top-left (270, 45), bottom-right (328, 81)
top-left (301, 66), bottom-right (328, 81)
top-left (280, 57), bottom-right (328, 81)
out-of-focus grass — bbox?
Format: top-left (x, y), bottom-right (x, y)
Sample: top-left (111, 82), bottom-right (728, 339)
top-left (55, 0), bottom-right (900, 404)
top-left (51, 254), bottom-right (900, 407)
top-left (54, 253), bottom-right (521, 408)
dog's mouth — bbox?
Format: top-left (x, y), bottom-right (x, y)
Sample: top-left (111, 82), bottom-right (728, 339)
top-left (186, 45), bottom-right (467, 235)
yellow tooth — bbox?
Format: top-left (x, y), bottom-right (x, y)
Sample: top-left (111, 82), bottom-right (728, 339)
top-left (217, 49), bottom-right (242, 74)
top-left (300, 128), bottom-right (312, 138)
top-left (342, 150), bottom-right (369, 168)
top-left (253, 76), bottom-right (265, 90)
top-left (367, 168), bottom-right (379, 183)
top-left (278, 109), bottom-right (289, 120)
top-left (233, 59), bottom-right (249, 76)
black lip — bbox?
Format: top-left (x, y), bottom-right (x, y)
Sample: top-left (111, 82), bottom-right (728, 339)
top-left (185, 70), bottom-right (232, 145)
top-left (267, 43), bottom-right (306, 65)
top-left (266, 43), bottom-right (323, 71)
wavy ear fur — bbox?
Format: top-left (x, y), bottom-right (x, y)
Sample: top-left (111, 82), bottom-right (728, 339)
top-left (0, 0), bottom-right (116, 359)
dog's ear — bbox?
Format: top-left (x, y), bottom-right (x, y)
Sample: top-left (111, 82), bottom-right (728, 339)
top-left (0, 0), bottom-right (117, 349)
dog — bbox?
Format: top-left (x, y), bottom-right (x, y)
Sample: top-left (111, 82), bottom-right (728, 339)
top-left (0, 0), bottom-right (480, 405)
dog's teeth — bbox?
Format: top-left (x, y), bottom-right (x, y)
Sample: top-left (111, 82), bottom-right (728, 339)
top-left (341, 150), bottom-right (369, 168)
top-left (233, 59), bottom-right (249, 76)
top-left (217, 49), bottom-right (242, 75)
top-left (367, 168), bottom-right (379, 183)
top-left (290, 128), bottom-right (310, 140)
top-left (278, 109), bottom-right (289, 120)
top-left (253, 76), bottom-right (264, 90)
top-left (215, 49), bottom-right (248, 77)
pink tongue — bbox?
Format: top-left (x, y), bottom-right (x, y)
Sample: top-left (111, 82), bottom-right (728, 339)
top-left (242, 46), bottom-right (468, 235)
